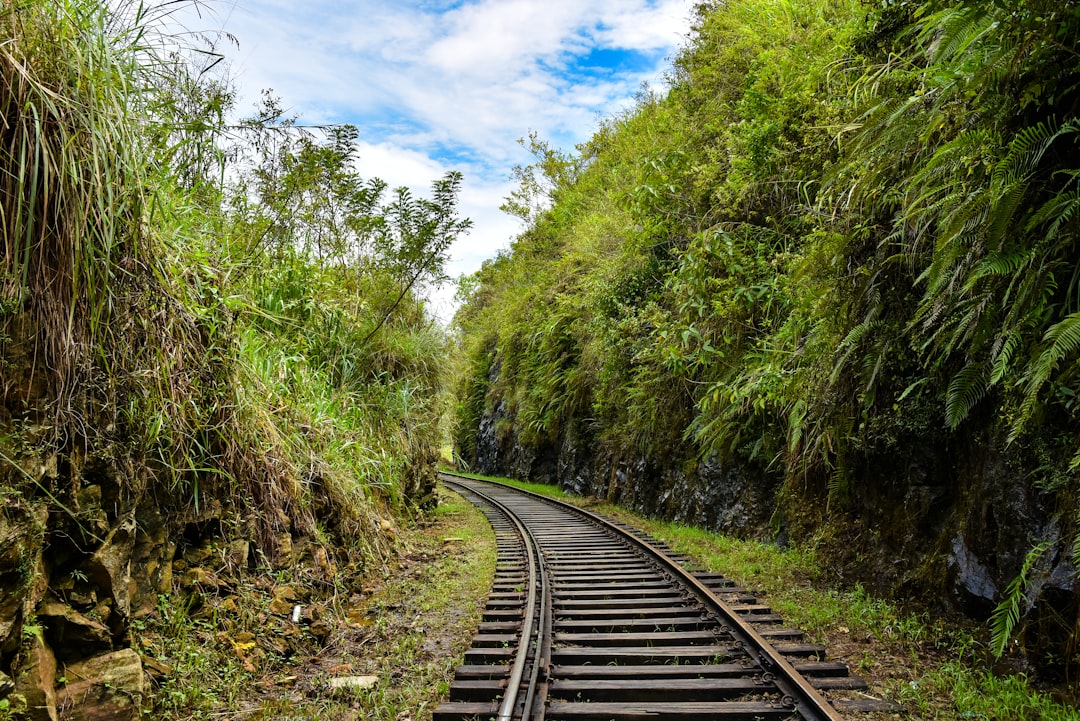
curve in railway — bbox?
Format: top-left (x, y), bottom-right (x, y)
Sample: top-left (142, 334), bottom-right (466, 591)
top-left (434, 472), bottom-right (898, 721)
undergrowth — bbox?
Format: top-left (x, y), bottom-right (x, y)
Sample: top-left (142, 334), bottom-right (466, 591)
top-left (139, 484), bottom-right (495, 721)
top-left (470, 473), bottom-right (1080, 720)
top-left (0, 0), bottom-right (466, 560)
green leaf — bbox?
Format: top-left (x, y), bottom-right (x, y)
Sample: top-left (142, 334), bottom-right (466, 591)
top-left (945, 363), bottom-right (988, 429)
top-left (989, 540), bottom-right (1053, 659)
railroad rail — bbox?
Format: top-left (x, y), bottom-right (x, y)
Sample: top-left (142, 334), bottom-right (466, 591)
top-left (434, 472), bottom-right (897, 721)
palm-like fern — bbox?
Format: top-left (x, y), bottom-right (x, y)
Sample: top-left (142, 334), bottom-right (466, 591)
top-left (835, 0), bottom-right (1080, 438)
top-left (989, 540), bottom-right (1054, 659)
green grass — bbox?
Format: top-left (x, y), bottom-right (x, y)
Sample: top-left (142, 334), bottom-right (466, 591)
top-left (441, 470), bottom-right (572, 499)
top-left (451, 471), bottom-right (1080, 720)
top-left (633, 520), bottom-right (1079, 719)
top-left (142, 482), bottom-right (496, 721)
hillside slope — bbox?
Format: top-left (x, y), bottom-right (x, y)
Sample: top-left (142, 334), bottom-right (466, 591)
top-left (452, 0), bottom-right (1080, 677)
top-left (0, 3), bottom-right (466, 718)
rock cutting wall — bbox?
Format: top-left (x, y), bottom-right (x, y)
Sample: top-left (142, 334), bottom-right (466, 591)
top-left (464, 376), bottom-right (1077, 677)
top-left (1, 454), bottom-right (156, 721)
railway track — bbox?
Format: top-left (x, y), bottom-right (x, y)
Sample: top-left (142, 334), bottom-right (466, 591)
top-left (434, 472), bottom-right (898, 721)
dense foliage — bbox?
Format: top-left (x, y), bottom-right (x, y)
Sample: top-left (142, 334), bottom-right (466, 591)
top-left (453, 0), bottom-right (1080, 666)
top-left (0, 0), bottom-right (466, 559)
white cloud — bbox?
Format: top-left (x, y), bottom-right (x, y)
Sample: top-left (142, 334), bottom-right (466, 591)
top-left (157, 0), bottom-right (695, 318)
top-left (597, 0), bottom-right (692, 49)
top-left (426, 0), bottom-right (590, 78)
top-left (353, 141), bottom-right (449, 192)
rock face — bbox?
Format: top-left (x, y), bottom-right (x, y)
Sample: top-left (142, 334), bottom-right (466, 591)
top-left (0, 452), bottom-right (158, 718)
top-left (13, 639), bottom-right (58, 721)
top-left (128, 505), bottom-right (175, 619)
top-left (38, 603), bottom-right (112, 660)
top-left (0, 500), bottom-right (46, 657)
top-left (0, 454), bottom-right (231, 718)
top-left (464, 380), bottom-right (1076, 676)
top-left (56, 649), bottom-right (143, 721)
top-left (84, 516), bottom-right (136, 627)
top-left (473, 403), bottom-right (777, 538)
top-left (0, 439), bottom-right (362, 719)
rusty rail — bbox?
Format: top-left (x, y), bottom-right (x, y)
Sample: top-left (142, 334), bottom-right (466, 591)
top-left (442, 479), bottom-right (544, 721)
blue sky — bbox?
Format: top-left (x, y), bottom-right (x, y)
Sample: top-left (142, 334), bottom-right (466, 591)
top-left (171, 0), bottom-right (695, 315)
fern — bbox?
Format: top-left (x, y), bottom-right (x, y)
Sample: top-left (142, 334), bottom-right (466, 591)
top-left (990, 332), bottom-right (1020, 385)
top-left (994, 120), bottom-right (1064, 184)
top-left (921, 5), bottom-right (997, 64)
top-left (897, 377), bottom-right (928, 402)
top-left (1027, 183), bottom-right (1080, 246)
top-left (945, 362), bottom-right (988, 429)
top-left (1013, 312), bottom-right (1080, 437)
top-left (858, 338), bottom-right (889, 407)
top-left (966, 248), bottom-right (1034, 287)
top-left (787, 398), bottom-right (807, 456)
top-left (989, 540), bottom-right (1053, 659)
top-left (825, 462), bottom-right (849, 511)
top-left (829, 317), bottom-right (880, 385)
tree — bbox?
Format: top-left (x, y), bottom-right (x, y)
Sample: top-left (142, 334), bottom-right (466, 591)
top-left (500, 131), bottom-right (581, 226)
top-left (231, 95), bottom-right (471, 345)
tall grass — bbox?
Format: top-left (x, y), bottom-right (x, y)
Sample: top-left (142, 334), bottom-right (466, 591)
top-left (0, 0), bottom-right (450, 566)
top-left (0, 0), bottom-right (150, 419)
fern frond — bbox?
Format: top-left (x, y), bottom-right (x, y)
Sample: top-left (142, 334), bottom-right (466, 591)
top-left (787, 398), bottom-right (806, 455)
top-left (921, 6), bottom-right (995, 61)
top-left (986, 174), bottom-right (1031, 249)
top-left (1022, 311), bottom-right (1080, 403)
top-left (967, 247), bottom-right (1034, 286)
top-left (1009, 312), bottom-right (1080, 441)
top-left (938, 294), bottom-right (991, 357)
top-left (860, 340), bottom-right (889, 407)
top-left (897, 378), bottom-right (928, 403)
top-left (1000, 120), bottom-right (1062, 176)
top-left (825, 463), bottom-right (849, 511)
top-left (989, 540), bottom-right (1053, 659)
top-left (830, 318), bottom-right (880, 385)
top-left (1027, 185), bottom-right (1080, 246)
top-left (990, 332), bottom-right (1020, 385)
top-left (945, 361), bottom-right (988, 429)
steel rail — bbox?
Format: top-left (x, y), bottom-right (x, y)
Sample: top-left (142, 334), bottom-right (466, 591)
top-left (441, 472), bottom-right (846, 721)
top-left (521, 540), bottom-right (550, 721)
top-left (443, 478), bottom-right (545, 721)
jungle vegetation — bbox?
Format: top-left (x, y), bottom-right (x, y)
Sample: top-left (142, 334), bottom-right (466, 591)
top-left (452, 0), bottom-right (1080, 668)
top-left (0, 0), bottom-right (466, 562)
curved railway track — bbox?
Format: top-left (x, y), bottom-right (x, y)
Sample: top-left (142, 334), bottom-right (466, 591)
top-left (434, 473), bottom-right (896, 721)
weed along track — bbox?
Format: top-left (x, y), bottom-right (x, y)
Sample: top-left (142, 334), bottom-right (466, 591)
top-left (434, 473), bottom-right (898, 721)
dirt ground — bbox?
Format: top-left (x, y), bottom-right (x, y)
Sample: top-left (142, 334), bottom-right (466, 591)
top-left (141, 484), bottom-right (495, 721)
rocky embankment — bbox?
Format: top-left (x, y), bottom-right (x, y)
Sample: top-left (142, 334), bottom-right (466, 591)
top-left (466, 398), bottom-right (1077, 676)
top-left (0, 452), bottom-right (344, 721)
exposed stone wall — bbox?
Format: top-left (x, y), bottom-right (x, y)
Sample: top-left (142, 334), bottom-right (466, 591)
top-left (1, 453), bottom-right (153, 721)
top-left (464, 376), bottom-right (1077, 677)
top-left (470, 400), bottom-right (778, 538)
top-left (0, 447), bottom-right (324, 720)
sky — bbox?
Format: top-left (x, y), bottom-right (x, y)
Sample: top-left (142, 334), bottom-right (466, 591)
top-left (169, 0), bottom-right (696, 318)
